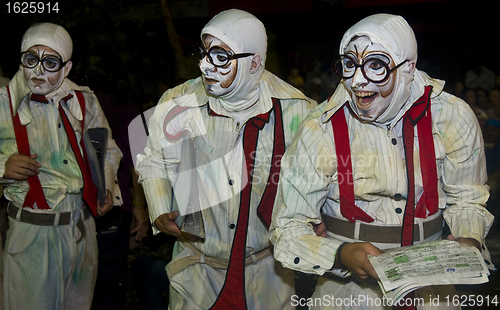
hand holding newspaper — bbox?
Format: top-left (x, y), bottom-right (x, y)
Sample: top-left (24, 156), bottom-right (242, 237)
top-left (368, 239), bottom-right (490, 304)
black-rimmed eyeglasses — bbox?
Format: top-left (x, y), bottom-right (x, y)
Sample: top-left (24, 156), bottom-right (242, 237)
top-left (333, 54), bottom-right (407, 83)
top-left (193, 46), bottom-right (254, 68)
top-left (20, 51), bottom-right (68, 72)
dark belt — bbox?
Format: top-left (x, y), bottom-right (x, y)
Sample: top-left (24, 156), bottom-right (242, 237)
top-left (9, 204), bottom-right (91, 226)
top-left (9, 204), bottom-right (92, 243)
top-left (322, 212), bottom-right (443, 243)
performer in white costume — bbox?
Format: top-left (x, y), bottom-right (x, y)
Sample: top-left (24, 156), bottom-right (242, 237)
top-left (0, 23), bottom-right (122, 310)
top-left (270, 14), bottom-right (494, 310)
top-left (136, 9), bottom-right (316, 310)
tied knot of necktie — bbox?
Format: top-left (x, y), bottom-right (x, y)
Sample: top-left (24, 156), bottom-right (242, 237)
top-left (30, 94), bottom-right (49, 103)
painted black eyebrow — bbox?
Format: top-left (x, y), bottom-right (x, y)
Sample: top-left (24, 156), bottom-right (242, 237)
top-left (352, 43), bottom-right (370, 59)
top-left (361, 45), bottom-right (369, 56)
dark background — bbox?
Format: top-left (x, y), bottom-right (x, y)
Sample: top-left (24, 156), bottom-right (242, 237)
top-left (0, 0), bottom-right (497, 107)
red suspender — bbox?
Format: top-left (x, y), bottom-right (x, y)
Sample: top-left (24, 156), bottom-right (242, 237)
top-left (401, 86), bottom-right (436, 246)
top-left (7, 87), bottom-right (98, 216)
top-left (210, 98), bottom-right (283, 310)
top-left (7, 86), bottom-right (50, 210)
top-left (59, 92), bottom-right (98, 217)
top-left (331, 107), bottom-right (374, 223)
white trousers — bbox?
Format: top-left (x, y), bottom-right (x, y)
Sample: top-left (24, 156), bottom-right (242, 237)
top-left (168, 242), bottom-right (296, 310)
top-left (2, 213), bottom-right (98, 310)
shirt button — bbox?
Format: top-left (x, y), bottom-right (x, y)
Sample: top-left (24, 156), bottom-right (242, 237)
top-left (58, 123), bottom-right (62, 128)
top-left (313, 265), bottom-right (320, 269)
top-left (229, 179), bottom-right (234, 186)
top-left (115, 196), bottom-right (120, 200)
top-left (229, 223), bottom-right (236, 229)
top-left (394, 193), bottom-right (402, 200)
top-left (80, 187), bottom-right (84, 192)
top-left (391, 138), bottom-right (397, 145)
top-left (294, 257), bottom-right (300, 264)
top-left (395, 207), bottom-right (403, 214)
top-left (63, 159), bottom-right (68, 164)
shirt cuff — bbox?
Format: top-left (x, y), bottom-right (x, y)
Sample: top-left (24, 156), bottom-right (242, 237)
top-left (0, 153), bottom-right (11, 182)
top-left (443, 206), bottom-right (494, 245)
top-left (273, 225), bottom-right (343, 275)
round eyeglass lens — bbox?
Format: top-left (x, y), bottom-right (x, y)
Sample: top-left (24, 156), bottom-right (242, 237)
top-left (362, 58), bottom-right (389, 82)
top-left (208, 47), bottom-right (230, 67)
top-left (21, 53), bottom-right (39, 68)
top-left (43, 57), bottom-right (61, 71)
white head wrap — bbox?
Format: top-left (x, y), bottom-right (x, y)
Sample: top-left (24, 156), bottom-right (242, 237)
top-left (21, 23), bottom-right (73, 61)
top-left (339, 14), bottom-right (420, 125)
top-left (200, 9), bottom-right (267, 112)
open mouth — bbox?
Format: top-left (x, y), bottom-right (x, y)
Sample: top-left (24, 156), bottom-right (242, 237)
top-left (355, 91), bottom-right (378, 108)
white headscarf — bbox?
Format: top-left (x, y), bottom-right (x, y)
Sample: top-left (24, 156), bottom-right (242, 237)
top-left (339, 14), bottom-right (442, 125)
top-left (200, 9), bottom-right (267, 112)
top-left (21, 23), bottom-right (73, 62)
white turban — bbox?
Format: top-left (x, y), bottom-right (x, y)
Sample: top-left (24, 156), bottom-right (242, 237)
top-left (340, 14), bottom-right (417, 67)
top-left (21, 23), bottom-right (73, 61)
top-left (201, 9), bottom-right (266, 67)
top-left (200, 9), bottom-right (267, 112)
top-left (339, 14), bottom-right (439, 125)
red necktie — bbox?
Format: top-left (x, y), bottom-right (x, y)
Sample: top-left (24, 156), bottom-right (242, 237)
top-left (396, 86), bottom-right (434, 310)
top-left (210, 99), bottom-right (283, 309)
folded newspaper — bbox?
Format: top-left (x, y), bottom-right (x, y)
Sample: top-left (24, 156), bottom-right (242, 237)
top-left (368, 239), bottom-right (490, 304)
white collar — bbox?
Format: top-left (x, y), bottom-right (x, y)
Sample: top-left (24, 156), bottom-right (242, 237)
top-left (8, 70), bottom-right (92, 125)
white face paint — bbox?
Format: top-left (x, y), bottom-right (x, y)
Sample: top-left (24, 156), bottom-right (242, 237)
top-left (343, 36), bottom-right (397, 121)
top-left (199, 35), bottom-right (238, 97)
top-left (22, 45), bottom-right (71, 96)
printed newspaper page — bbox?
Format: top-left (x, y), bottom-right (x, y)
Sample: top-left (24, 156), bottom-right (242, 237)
top-left (368, 240), bottom-right (490, 303)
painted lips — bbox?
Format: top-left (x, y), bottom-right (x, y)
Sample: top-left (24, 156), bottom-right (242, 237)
top-left (204, 77), bottom-right (218, 85)
top-left (355, 91), bottom-right (377, 107)
top-left (31, 78), bottom-right (45, 84)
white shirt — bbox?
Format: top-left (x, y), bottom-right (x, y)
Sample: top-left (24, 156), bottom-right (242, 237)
top-left (136, 71), bottom-right (316, 260)
top-left (0, 76), bottom-right (122, 211)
